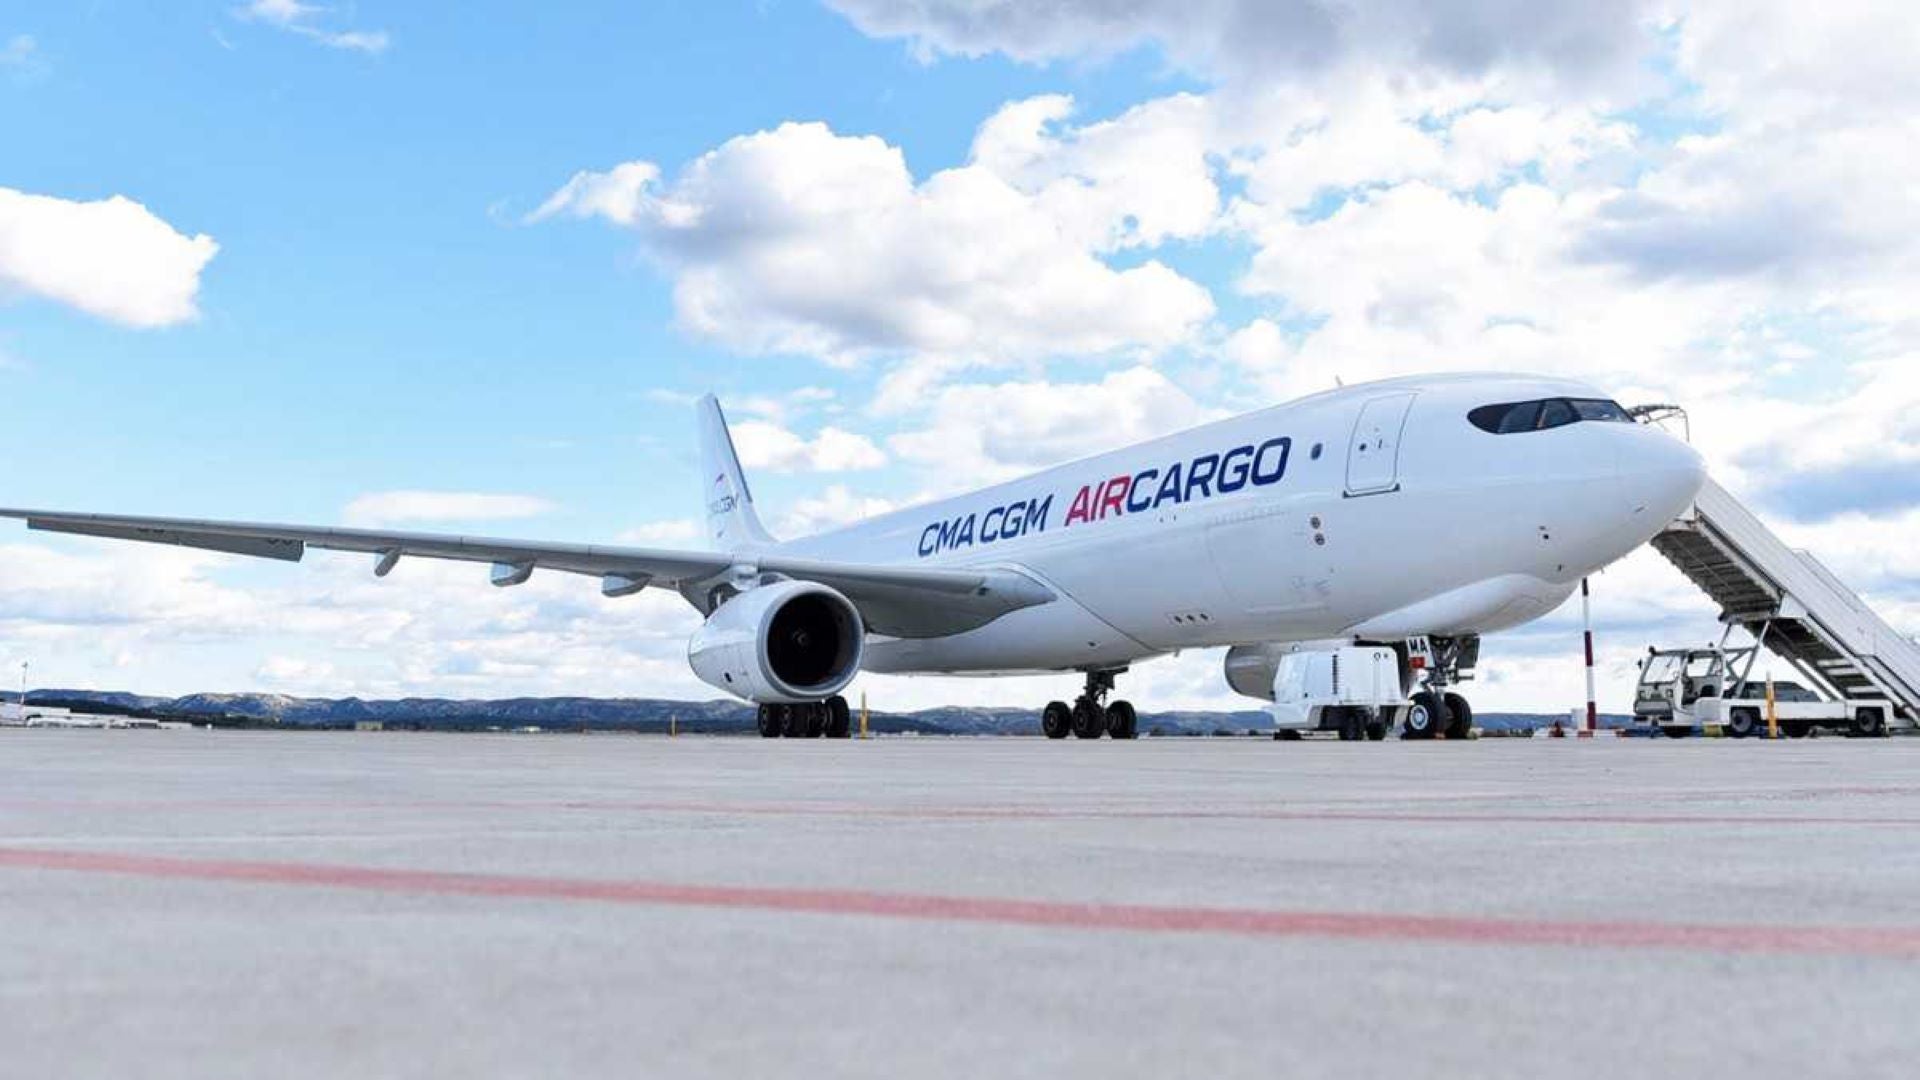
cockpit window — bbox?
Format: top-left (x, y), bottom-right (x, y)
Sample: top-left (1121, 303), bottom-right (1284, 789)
top-left (1468, 397), bottom-right (1634, 434)
top-left (1570, 398), bottom-right (1632, 423)
top-left (1495, 400), bottom-right (1540, 434)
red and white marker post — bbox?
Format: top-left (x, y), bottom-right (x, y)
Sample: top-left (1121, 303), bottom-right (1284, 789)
top-left (1580, 577), bottom-right (1599, 736)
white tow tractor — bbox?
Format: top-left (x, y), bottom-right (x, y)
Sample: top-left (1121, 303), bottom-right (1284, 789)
top-left (1633, 643), bottom-right (1894, 739)
top-left (1235, 642), bottom-right (1409, 741)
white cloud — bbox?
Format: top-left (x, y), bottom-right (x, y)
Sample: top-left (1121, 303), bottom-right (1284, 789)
top-left (616, 519), bottom-right (702, 545)
top-left (0, 189), bottom-right (218, 328)
top-left (969, 92), bottom-right (1222, 251)
top-left (2, 33), bottom-right (45, 79)
top-left (532, 118), bottom-right (1215, 363)
top-left (529, 162), bottom-right (663, 227)
top-left (233, 0), bottom-right (390, 54)
top-left (342, 491), bottom-right (558, 527)
top-left (890, 365), bottom-right (1221, 484)
top-left (730, 420), bottom-right (887, 472)
top-left (775, 484), bottom-right (898, 537)
top-left (827, 0), bottom-right (1657, 92)
top-left (255, 654), bottom-right (338, 691)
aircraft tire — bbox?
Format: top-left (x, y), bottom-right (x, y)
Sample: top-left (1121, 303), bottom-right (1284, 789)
top-left (1106, 700), bottom-right (1138, 739)
top-left (1443, 692), bottom-right (1473, 739)
top-left (825, 696), bottom-right (852, 738)
top-left (781, 705), bottom-right (810, 738)
top-left (1071, 699), bottom-right (1106, 739)
top-left (1402, 692), bottom-right (1445, 740)
top-left (756, 704), bottom-right (782, 738)
top-left (1042, 701), bottom-right (1072, 739)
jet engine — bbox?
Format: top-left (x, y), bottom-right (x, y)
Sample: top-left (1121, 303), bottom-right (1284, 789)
top-left (1223, 642), bottom-right (1290, 700)
top-left (687, 580), bottom-right (865, 703)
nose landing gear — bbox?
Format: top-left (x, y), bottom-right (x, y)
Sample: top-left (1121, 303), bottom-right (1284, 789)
top-left (1040, 669), bottom-right (1136, 740)
top-left (1399, 636), bottom-right (1478, 740)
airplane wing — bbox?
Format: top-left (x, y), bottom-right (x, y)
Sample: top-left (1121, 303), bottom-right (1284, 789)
top-left (0, 507), bottom-right (1054, 639)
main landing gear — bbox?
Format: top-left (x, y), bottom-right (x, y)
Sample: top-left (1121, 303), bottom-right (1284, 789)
top-left (756, 695), bottom-right (852, 739)
top-left (1042, 669), bottom-right (1137, 740)
top-left (1399, 635), bottom-right (1477, 741)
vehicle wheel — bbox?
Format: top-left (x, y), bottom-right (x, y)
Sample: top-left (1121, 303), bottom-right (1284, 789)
top-left (1071, 699), bottom-right (1106, 739)
top-left (1041, 700), bottom-right (1072, 739)
top-left (1443, 693), bottom-right (1474, 739)
top-left (1335, 708), bottom-right (1364, 741)
top-left (1852, 708), bottom-right (1888, 738)
top-left (1782, 720), bottom-right (1813, 739)
top-left (1106, 700), bottom-right (1138, 740)
top-left (781, 705), bottom-right (809, 738)
top-left (1274, 729), bottom-right (1303, 741)
top-left (824, 696), bottom-right (852, 738)
top-left (1661, 724), bottom-right (1691, 739)
top-left (756, 704), bottom-right (782, 738)
top-left (1364, 715), bottom-right (1388, 741)
top-left (1726, 709), bottom-right (1759, 739)
top-left (1402, 692), bottom-right (1446, 740)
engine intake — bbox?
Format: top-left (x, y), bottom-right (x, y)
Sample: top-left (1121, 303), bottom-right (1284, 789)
top-left (687, 580), bottom-right (865, 703)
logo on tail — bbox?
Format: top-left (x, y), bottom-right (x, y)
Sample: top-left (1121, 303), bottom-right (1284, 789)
top-left (708, 472), bottom-right (737, 516)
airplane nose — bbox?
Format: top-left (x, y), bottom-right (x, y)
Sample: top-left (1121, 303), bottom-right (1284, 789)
top-left (1620, 429), bottom-right (1706, 525)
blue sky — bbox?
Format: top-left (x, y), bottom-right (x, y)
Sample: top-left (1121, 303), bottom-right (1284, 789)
top-left (3, 1), bottom-right (1916, 711)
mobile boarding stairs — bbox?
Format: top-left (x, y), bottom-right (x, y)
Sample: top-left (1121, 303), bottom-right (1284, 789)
top-left (1640, 409), bottom-right (1920, 730)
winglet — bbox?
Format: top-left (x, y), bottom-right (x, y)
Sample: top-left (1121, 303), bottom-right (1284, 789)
top-left (696, 394), bottom-right (775, 552)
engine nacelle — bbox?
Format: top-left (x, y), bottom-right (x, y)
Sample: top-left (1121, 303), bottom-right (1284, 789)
top-left (1224, 643), bottom-right (1286, 700)
top-left (687, 580), bottom-right (865, 703)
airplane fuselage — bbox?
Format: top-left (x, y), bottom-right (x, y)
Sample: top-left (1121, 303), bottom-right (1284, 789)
top-left (777, 373), bottom-right (1704, 675)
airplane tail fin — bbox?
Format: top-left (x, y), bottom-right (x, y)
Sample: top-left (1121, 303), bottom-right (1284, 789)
top-left (697, 394), bottom-right (775, 551)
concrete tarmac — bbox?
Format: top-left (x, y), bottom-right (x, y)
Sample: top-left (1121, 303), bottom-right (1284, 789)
top-left (2, 730), bottom-right (1917, 1079)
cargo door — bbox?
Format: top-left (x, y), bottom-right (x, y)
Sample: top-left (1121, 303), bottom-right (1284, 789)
top-left (1345, 392), bottom-right (1416, 496)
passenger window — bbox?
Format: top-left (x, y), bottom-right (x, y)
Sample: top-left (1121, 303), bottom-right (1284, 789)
top-left (1537, 399), bottom-right (1575, 429)
top-left (1496, 400), bottom-right (1541, 434)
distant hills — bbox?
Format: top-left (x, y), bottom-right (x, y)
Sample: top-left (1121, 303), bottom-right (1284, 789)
top-left (12, 688), bottom-right (1630, 736)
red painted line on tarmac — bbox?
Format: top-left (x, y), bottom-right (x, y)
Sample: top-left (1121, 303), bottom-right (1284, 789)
top-left (2, 845), bottom-right (1918, 958)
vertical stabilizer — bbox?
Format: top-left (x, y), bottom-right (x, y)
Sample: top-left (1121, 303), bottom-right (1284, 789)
top-left (697, 394), bottom-right (775, 551)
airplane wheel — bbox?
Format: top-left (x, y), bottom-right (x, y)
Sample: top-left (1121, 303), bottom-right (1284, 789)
top-left (1041, 700), bottom-right (1072, 739)
top-left (805, 704), bottom-right (827, 738)
top-left (1443, 693), bottom-right (1473, 739)
top-left (1726, 709), bottom-right (1759, 739)
top-left (781, 705), bottom-right (810, 738)
top-left (756, 704), bottom-right (782, 738)
top-left (1071, 699), bottom-right (1106, 739)
top-left (1402, 692), bottom-right (1446, 740)
top-left (1106, 700), bottom-right (1138, 740)
top-left (824, 696), bottom-right (852, 738)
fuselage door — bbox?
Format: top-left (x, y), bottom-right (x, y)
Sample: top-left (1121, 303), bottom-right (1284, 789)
top-left (1345, 392), bottom-right (1417, 496)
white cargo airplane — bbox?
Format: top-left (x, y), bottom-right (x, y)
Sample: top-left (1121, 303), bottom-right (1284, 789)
top-left (1, 373), bottom-right (1703, 740)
